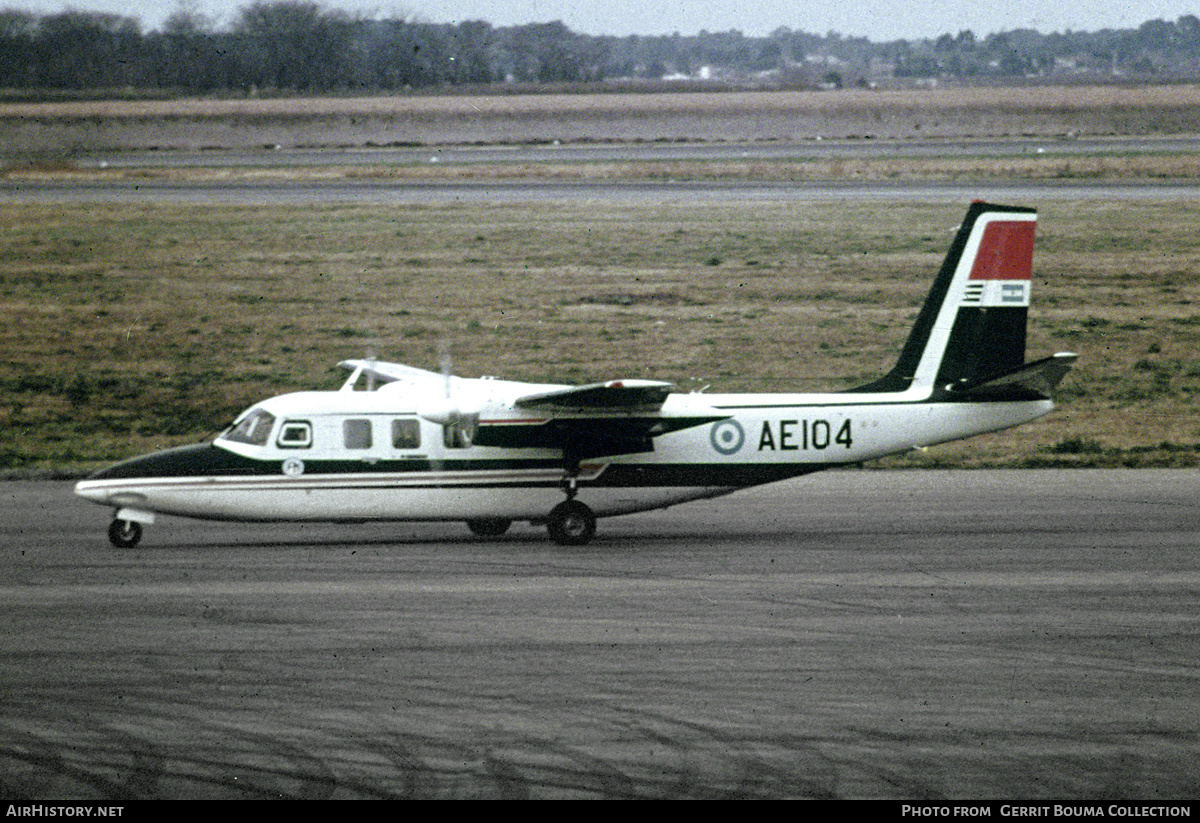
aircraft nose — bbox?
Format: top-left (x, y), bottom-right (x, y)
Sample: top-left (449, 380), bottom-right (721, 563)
top-left (73, 478), bottom-right (108, 504)
top-left (72, 455), bottom-right (154, 507)
top-left (73, 443), bottom-right (239, 508)
top-left (82, 443), bottom-right (236, 480)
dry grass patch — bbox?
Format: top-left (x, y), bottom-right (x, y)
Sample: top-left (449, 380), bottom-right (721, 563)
top-left (8, 84), bottom-right (1200, 150)
top-left (6, 84), bottom-right (1200, 120)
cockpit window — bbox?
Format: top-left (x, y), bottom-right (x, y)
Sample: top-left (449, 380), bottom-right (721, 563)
top-left (222, 409), bottom-right (277, 446)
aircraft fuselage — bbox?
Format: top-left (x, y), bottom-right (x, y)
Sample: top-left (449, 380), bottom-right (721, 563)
top-left (74, 386), bottom-right (1054, 524)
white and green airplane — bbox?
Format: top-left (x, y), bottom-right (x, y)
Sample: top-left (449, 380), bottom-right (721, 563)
top-left (76, 201), bottom-right (1076, 547)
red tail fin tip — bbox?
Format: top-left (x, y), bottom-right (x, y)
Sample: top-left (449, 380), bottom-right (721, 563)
top-left (969, 220), bottom-right (1035, 281)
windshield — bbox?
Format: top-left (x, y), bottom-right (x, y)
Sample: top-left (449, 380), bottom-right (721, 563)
top-left (220, 408), bottom-right (277, 446)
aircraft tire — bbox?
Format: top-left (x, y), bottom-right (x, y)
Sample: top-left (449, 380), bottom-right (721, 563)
top-left (467, 518), bottom-right (511, 537)
top-left (546, 500), bottom-right (596, 546)
top-left (108, 519), bottom-right (143, 549)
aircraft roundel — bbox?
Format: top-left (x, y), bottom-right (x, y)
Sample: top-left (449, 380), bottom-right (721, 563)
top-left (710, 420), bottom-right (745, 455)
top-left (282, 457), bottom-right (305, 477)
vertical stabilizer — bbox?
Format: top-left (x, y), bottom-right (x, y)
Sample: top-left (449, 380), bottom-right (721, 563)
top-left (853, 201), bottom-right (1037, 396)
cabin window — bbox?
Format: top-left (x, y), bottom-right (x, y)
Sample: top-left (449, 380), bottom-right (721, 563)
top-left (223, 409), bottom-right (276, 446)
top-left (277, 421), bottom-right (312, 449)
top-left (343, 418), bottom-right (372, 449)
top-left (392, 418), bottom-right (421, 449)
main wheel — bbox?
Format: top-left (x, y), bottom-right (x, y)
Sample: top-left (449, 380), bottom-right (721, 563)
top-left (546, 500), bottom-right (596, 546)
top-left (108, 519), bottom-right (143, 548)
top-left (467, 518), bottom-right (511, 537)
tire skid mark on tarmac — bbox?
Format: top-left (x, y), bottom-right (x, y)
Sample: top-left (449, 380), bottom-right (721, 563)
top-left (0, 712), bottom-right (160, 800)
top-left (465, 724), bottom-right (638, 799)
top-left (0, 705), bottom-right (341, 800)
top-left (602, 707), bottom-right (840, 799)
top-left (0, 726), bottom-right (102, 800)
top-left (4, 706), bottom-right (1198, 798)
top-left (0, 684), bottom-right (925, 799)
top-left (0, 704), bottom-right (843, 799)
top-left (204, 724), bottom-right (340, 800)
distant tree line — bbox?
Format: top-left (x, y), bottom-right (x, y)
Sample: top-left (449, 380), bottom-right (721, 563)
top-left (2, 2), bottom-right (1200, 94)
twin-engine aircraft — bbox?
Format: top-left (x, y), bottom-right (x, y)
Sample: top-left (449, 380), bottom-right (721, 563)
top-left (76, 201), bottom-right (1076, 547)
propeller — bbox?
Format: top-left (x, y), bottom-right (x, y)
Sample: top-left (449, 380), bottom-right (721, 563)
top-left (439, 338), bottom-right (452, 409)
top-left (417, 339), bottom-right (480, 446)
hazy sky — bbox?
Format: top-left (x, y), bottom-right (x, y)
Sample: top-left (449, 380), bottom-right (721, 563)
top-left (8, 0), bottom-right (1199, 39)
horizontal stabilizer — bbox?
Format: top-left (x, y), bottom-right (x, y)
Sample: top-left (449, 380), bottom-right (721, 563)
top-left (949, 352), bottom-right (1078, 401)
top-left (515, 380), bottom-right (674, 412)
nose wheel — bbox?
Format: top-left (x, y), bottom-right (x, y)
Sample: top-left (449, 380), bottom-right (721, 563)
top-left (108, 519), bottom-right (143, 548)
top-left (546, 499), bottom-right (596, 546)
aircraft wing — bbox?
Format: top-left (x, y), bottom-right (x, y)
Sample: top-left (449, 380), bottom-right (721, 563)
top-left (481, 380), bottom-right (726, 459)
top-left (949, 352), bottom-right (1078, 401)
top-left (338, 359), bottom-right (445, 387)
top-left (475, 413), bottom-right (727, 459)
top-left (513, 380), bottom-right (674, 412)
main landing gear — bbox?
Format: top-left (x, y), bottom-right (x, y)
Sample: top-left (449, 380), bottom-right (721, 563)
top-left (546, 499), bottom-right (596, 546)
top-left (466, 502), bottom-right (596, 546)
top-left (466, 518), bottom-right (512, 537)
top-left (108, 518), bottom-right (143, 548)
top-left (544, 468), bottom-right (596, 546)
top-left (464, 469), bottom-right (598, 545)
top-left (466, 502), bottom-right (597, 546)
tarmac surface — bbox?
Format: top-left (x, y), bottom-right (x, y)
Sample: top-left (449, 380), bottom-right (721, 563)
top-left (2, 469), bottom-right (1199, 799)
top-left (5, 177), bottom-right (1200, 206)
top-left (72, 136), bottom-right (1200, 168)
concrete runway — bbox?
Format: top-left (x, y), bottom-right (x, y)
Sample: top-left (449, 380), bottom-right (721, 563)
top-left (73, 136), bottom-right (1200, 169)
top-left (2, 469), bottom-right (1199, 799)
top-left (5, 178), bottom-right (1200, 206)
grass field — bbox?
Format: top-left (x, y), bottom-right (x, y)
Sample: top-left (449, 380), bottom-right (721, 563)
top-left (16, 152), bottom-right (1200, 182)
top-left (3, 197), bottom-right (1199, 475)
top-left (7, 84), bottom-right (1200, 151)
